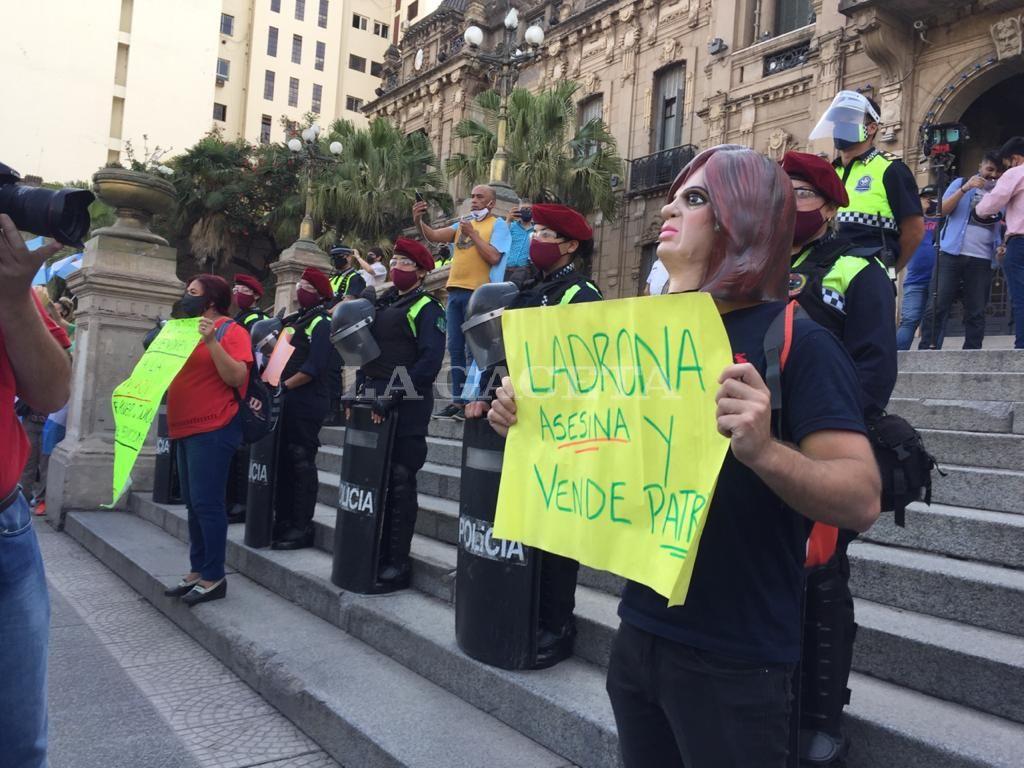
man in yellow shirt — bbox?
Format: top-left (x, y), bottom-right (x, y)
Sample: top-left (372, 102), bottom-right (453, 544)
top-left (413, 185), bottom-right (511, 419)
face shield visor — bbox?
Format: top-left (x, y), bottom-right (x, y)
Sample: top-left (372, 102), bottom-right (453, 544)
top-left (809, 91), bottom-right (880, 144)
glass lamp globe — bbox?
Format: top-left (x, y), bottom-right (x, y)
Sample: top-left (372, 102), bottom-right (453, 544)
top-left (329, 141), bottom-right (343, 155)
top-left (287, 138), bottom-right (302, 152)
top-left (524, 25), bottom-right (545, 46)
top-left (463, 25), bottom-right (484, 47)
top-left (504, 8), bottom-right (519, 29)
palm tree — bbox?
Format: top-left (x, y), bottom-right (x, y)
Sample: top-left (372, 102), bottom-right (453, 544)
top-left (446, 81), bottom-right (624, 220)
top-left (311, 117), bottom-right (454, 251)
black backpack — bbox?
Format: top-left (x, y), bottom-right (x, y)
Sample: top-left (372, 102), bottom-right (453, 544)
top-left (763, 302), bottom-right (939, 527)
top-left (216, 320), bottom-right (277, 444)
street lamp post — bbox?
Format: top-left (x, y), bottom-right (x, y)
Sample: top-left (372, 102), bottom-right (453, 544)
top-left (463, 3), bottom-right (545, 197)
top-left (287, 123), bottom-right (343, 242)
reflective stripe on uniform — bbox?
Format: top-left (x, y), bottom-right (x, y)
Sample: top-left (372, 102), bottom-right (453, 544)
top-left (559, 281), bottom-right (599, 305)
top-left (307, 315), bottom-right (325, 335)
top-left (791, 252), bottom-right (876, 316)
top-left (406, 295), bottom-right (439, 336)
top-left (836, 150), bottom-right (898, 232)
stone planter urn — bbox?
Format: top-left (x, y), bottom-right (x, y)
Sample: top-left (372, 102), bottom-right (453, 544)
top-left (91, 167), bottom-right (176, 245)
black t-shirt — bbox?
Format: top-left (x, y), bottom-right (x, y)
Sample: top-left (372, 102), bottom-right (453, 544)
top-left (617, 302), bottom-right (866, 664)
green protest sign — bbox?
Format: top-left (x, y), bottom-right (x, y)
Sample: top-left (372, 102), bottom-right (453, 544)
top-left (106, 318), bottom-right (200, 506)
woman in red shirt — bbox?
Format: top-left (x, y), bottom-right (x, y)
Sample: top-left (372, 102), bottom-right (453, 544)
top-left (164, 275), bottom-right (253, 606)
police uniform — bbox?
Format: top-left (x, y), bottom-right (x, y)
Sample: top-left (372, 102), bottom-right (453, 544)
top-left (273, 269), bottom-right (334, 549)
top-left (356, 239), bottom-right (446, 587)
top-left (478, 204), bottom-right (602, 667)
top-left (833, 147), bottom-right (922, 269)
top-left (330, 268), bottom-right (366, 300)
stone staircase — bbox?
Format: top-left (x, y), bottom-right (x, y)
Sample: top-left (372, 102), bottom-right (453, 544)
top-left (64, 349), bottom-right (1024, 767)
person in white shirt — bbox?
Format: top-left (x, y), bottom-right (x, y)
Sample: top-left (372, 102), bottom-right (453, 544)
top-left (644, 258), bottom-right (669, 296)
top-left (353, 247), bottom-right (388, 288)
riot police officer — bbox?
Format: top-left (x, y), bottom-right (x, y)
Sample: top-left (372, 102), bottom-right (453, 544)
top-left (466, 203), bottom-right (602, 668)
top-left (329, 246), bottom-right (367, 300)
top-left (350, 237), bottom-right (446, 588)
top-left (782, 151), bottom-right (897, 767)
top-left (225, 274), bottom-right (269, 523)
top-left (272, 267), bottom-right (334, 550)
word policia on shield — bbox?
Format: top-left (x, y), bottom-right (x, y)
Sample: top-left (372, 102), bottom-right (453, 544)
top-left (493, 293), bottom-right (732, 606)
top-left (107, 318), bottom-right (201, 506)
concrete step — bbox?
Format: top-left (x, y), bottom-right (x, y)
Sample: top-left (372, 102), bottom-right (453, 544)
top-left (123, 495), bottom-right (1024, 767)
top-left (320, 416), bottom-right (465, 446)
top-left (930, 463), bottom-right (1024, 514)
top-left (917, 429), bottom-right (1024, 471)
top-left (887, 398), bottom-right (1021, 435)
top-left (897, 350), bottom-right (1024, 373)
top-left (861, 503), bottom-right (1024, 570)
top-left (848, 540), bottom-right (1024, 637)
top-left (892, 372), bottom-right (1024, 402)
top-left (63, 510), bottom-right (573, 768)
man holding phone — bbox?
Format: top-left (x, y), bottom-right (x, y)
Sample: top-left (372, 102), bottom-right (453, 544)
top-left (505, 202), bottom-right (535, 285)
top-left (413, 185), bottom-right (510, 420)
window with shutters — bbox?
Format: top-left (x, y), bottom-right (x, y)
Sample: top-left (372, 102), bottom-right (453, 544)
top-left (578, 95), bottom-right (604, 157)
top-left (267, 26), bottom-right (278, 56)
top-left (315, 41), bottom-right (326, 70)
top-left (260, 115), bottom-right (273, 143)
top-left (311, 83), bottom-right (323, 113)
top-left (653, 64), bottom-right (684, 152)
top-left (407, 1), bottom-right (418, 20)
top-left (295, 0), bottom-right (305, 21)
top-left (288, 77), bottom-right (299, 107)
top-left (264, 70), bottom-right (275, 100)
top-left (318, 0), bottom-right (328, 27)
top-left (291, 34), bottom-right (302, 64)
top-left (776, 0), bottom-right (814, 36)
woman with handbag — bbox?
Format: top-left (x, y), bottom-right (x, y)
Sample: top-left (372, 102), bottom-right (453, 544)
top-left (164, 274), bottom-right (253, 606)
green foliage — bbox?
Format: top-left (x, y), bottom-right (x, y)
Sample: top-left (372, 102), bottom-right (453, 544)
top-left (446, 82), bottom-right (624, 220)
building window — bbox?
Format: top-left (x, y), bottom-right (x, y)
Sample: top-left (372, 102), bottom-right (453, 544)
top-left (295, 0), bottom-right (305, 21)
top-left (352, 13), bottom-right (368, 30)
top-left (264, 70), bottom-right (275, 100)
top-left (216, 58), bottom-right (230, 80)
top-left (653, 64), bottom-right (684, 152)
top-left (288, 76), bottom-right (299, 107)
top-left (407, 1), bottom-right (418, 20)
top-left (220, 13), bottom-right (234, 36)
top-left (370, 61), bottom-right (384, 78)
top-left (315, 41), bottom-right (326, 70)
top-left (318, 0), bottom-right (329, 27)
top-left (271, 0), bottom-right (280, 12)
top-left (349, 54), bottom-right (366, 72)
top-left (346, 96), bottom-right (364, 112)
top-left (373, 20), bottom-right (389, 38)
top-left (291, 34), bottom-right (303, 64)
top-left (267, 26), bottom-right (279, 56)
top-left (776, 0), bottom-right (814, 36)
top-left (213, 102), bottom-right (227, 121)
top-left (312, 83), bottom-right (323, 113)
top-left (579, 95), bottom-right (603, 156)
top-left (260, 114), bottom-right (273, 143)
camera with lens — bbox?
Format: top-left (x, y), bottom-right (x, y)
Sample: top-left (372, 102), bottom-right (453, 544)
top-left (921, 123), bottom-right (969, 159)
top-left (0, 162), bottom-right (95, 247)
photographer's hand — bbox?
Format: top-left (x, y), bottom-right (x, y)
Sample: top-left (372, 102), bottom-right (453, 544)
top-left (0, 214), bottom-right (61, 300)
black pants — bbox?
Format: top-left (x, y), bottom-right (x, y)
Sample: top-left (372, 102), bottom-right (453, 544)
top-left (275, 410), bottom-right (324, 532)
top-left (538, 552), bottom-right (578, 632)
top-left (607, 622), bottom-right (793, 768)
top-left (919, 252), bottom-right (993, 349)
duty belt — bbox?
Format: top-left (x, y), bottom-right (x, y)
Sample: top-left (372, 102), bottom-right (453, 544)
top-left (836, 211), bottom-right (898, 231)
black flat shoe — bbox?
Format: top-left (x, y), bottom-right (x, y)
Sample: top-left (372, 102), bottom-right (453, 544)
top-left (272, 528), bottom-right (314, 550)
top-left (182, 579), bottom-right (227, 606)
top-left (164, 579), bottom-right (200, 597)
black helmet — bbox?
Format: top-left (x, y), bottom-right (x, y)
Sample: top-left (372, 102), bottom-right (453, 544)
top-left (462, 281), bottom-right (519, 369)
top-left (330, 298), bottom-right (380, 366)
top-left (250, 316), bottom-right (284, 360)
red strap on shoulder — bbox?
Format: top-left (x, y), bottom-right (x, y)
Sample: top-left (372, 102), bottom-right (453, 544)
top-left (779, 299), bottom-right (796, 371)
top-left (805, 522), bottom-right (839, 567)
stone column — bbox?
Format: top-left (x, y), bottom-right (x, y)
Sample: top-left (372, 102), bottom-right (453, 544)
top-left (46, 233), bottom-right (183, 526)
top-left (269, 238), bottom-right (331, 314)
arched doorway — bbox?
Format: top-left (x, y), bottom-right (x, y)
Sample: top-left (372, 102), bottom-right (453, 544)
top-left (928, 68), bottom-right (1024, 338)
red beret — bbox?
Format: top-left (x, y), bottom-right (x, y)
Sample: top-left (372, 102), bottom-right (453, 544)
top-left (530, 204), bottom-right (593, 242)
top-left (780, 151), bottom-right (849, 208)
top-left (233, 273), bottom-right (264, 297)
top-left (394, 237), bottom-right (435, 271)
top-left (301, 267), bottom-right (332, 299)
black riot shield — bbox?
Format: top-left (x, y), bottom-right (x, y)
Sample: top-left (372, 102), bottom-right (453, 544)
top-left (330, 405), bottom-right (397, 593)
top-left (152, 396), bottom-right (181, 504)
top-left (455, 417), bottom-right (540, 670)
top-left (244, 389), bottom-right (284, 548)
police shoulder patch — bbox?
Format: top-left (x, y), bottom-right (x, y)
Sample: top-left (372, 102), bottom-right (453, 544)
top-left (855, 175), bottom-right (873, 192)
top-left (788, 272), bottom-right (807, 299)
top-left (436, 315), bottom-right (447, 333)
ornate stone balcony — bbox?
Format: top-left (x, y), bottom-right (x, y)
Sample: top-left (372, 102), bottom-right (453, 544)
top-left (627, 145), bottom-right (698, 196)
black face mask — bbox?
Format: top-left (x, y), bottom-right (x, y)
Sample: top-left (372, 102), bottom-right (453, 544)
top-left (833, 138), bottom-right (857, 151)
top-left (178, 292), bottom-right (209, 318)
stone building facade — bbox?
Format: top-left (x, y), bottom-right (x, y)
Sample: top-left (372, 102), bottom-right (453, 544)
top-left (366, 0), bottom-right (1024, 300)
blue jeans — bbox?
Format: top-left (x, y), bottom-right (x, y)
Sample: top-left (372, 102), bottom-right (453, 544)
top-left (445, 288), bottom-right (474, 405)
top-left (176, 417), bottom-right (242, 581)
top-left (897, 282), bottom-right (929, 351)
top-left (1005, 238), bottom-right (1024, 349)
top-left (0, 490), bottom-right (50, 768)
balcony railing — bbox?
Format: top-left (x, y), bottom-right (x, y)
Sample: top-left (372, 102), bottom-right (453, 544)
top-left (627, 145), bottom-right (698, 196)
top-left (763, 41), bottom-right (811, 77)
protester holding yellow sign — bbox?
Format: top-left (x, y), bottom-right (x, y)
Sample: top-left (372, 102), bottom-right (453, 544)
top-left (488, 146), bottom-right (881, 768)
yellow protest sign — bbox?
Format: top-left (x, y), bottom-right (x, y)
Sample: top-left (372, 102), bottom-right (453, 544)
top-left (492, 292), bottom-right (732, 606)
top-left (107, 318), bottom-right (201, 506)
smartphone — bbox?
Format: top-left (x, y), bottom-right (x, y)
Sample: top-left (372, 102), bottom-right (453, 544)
top-left (415, 190), bottom-right (424, 203)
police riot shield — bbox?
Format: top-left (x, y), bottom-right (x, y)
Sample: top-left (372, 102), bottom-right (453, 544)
top-left (455, 416), bottom-right (540, 670)
top-left (244, 389), bottom-right (284, 548)
top-left (330, 405), bottom-right (397, 593)
top-left (152, 396), bottom-right (181, 504)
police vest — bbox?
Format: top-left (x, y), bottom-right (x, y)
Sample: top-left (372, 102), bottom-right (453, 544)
top-left (362, 291), bottom-right (443, 381)
top-left (835, 149), bottom-right (898, 234)
top-left (330, 269), bottom-right (358, 296)
top-left (235, 309), bottom-right (267, 333)
top-left (560, 280), bottom-right (601, 305)
top-left (790, 238), bottom-right (881, 337)
top-left (280, 311), bottom-right (328, 383)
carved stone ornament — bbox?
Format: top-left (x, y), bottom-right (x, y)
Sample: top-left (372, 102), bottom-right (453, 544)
top-left (429, 81), bottom-right (440, 95)
top-left (454, 87), bottom-right (465, 104)
top-left (992, 16), bottom-right (1023, 60)
top-left (766, 128), bottom-right (794, 160)
top-left (619, 5), bottom-right (634, 23)
top-left (585, 71), bottom-right (600, 94)
top-left (641, 216), bottom-right (663, 244)
top-left (661, 38), bottom-right (680, 62)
